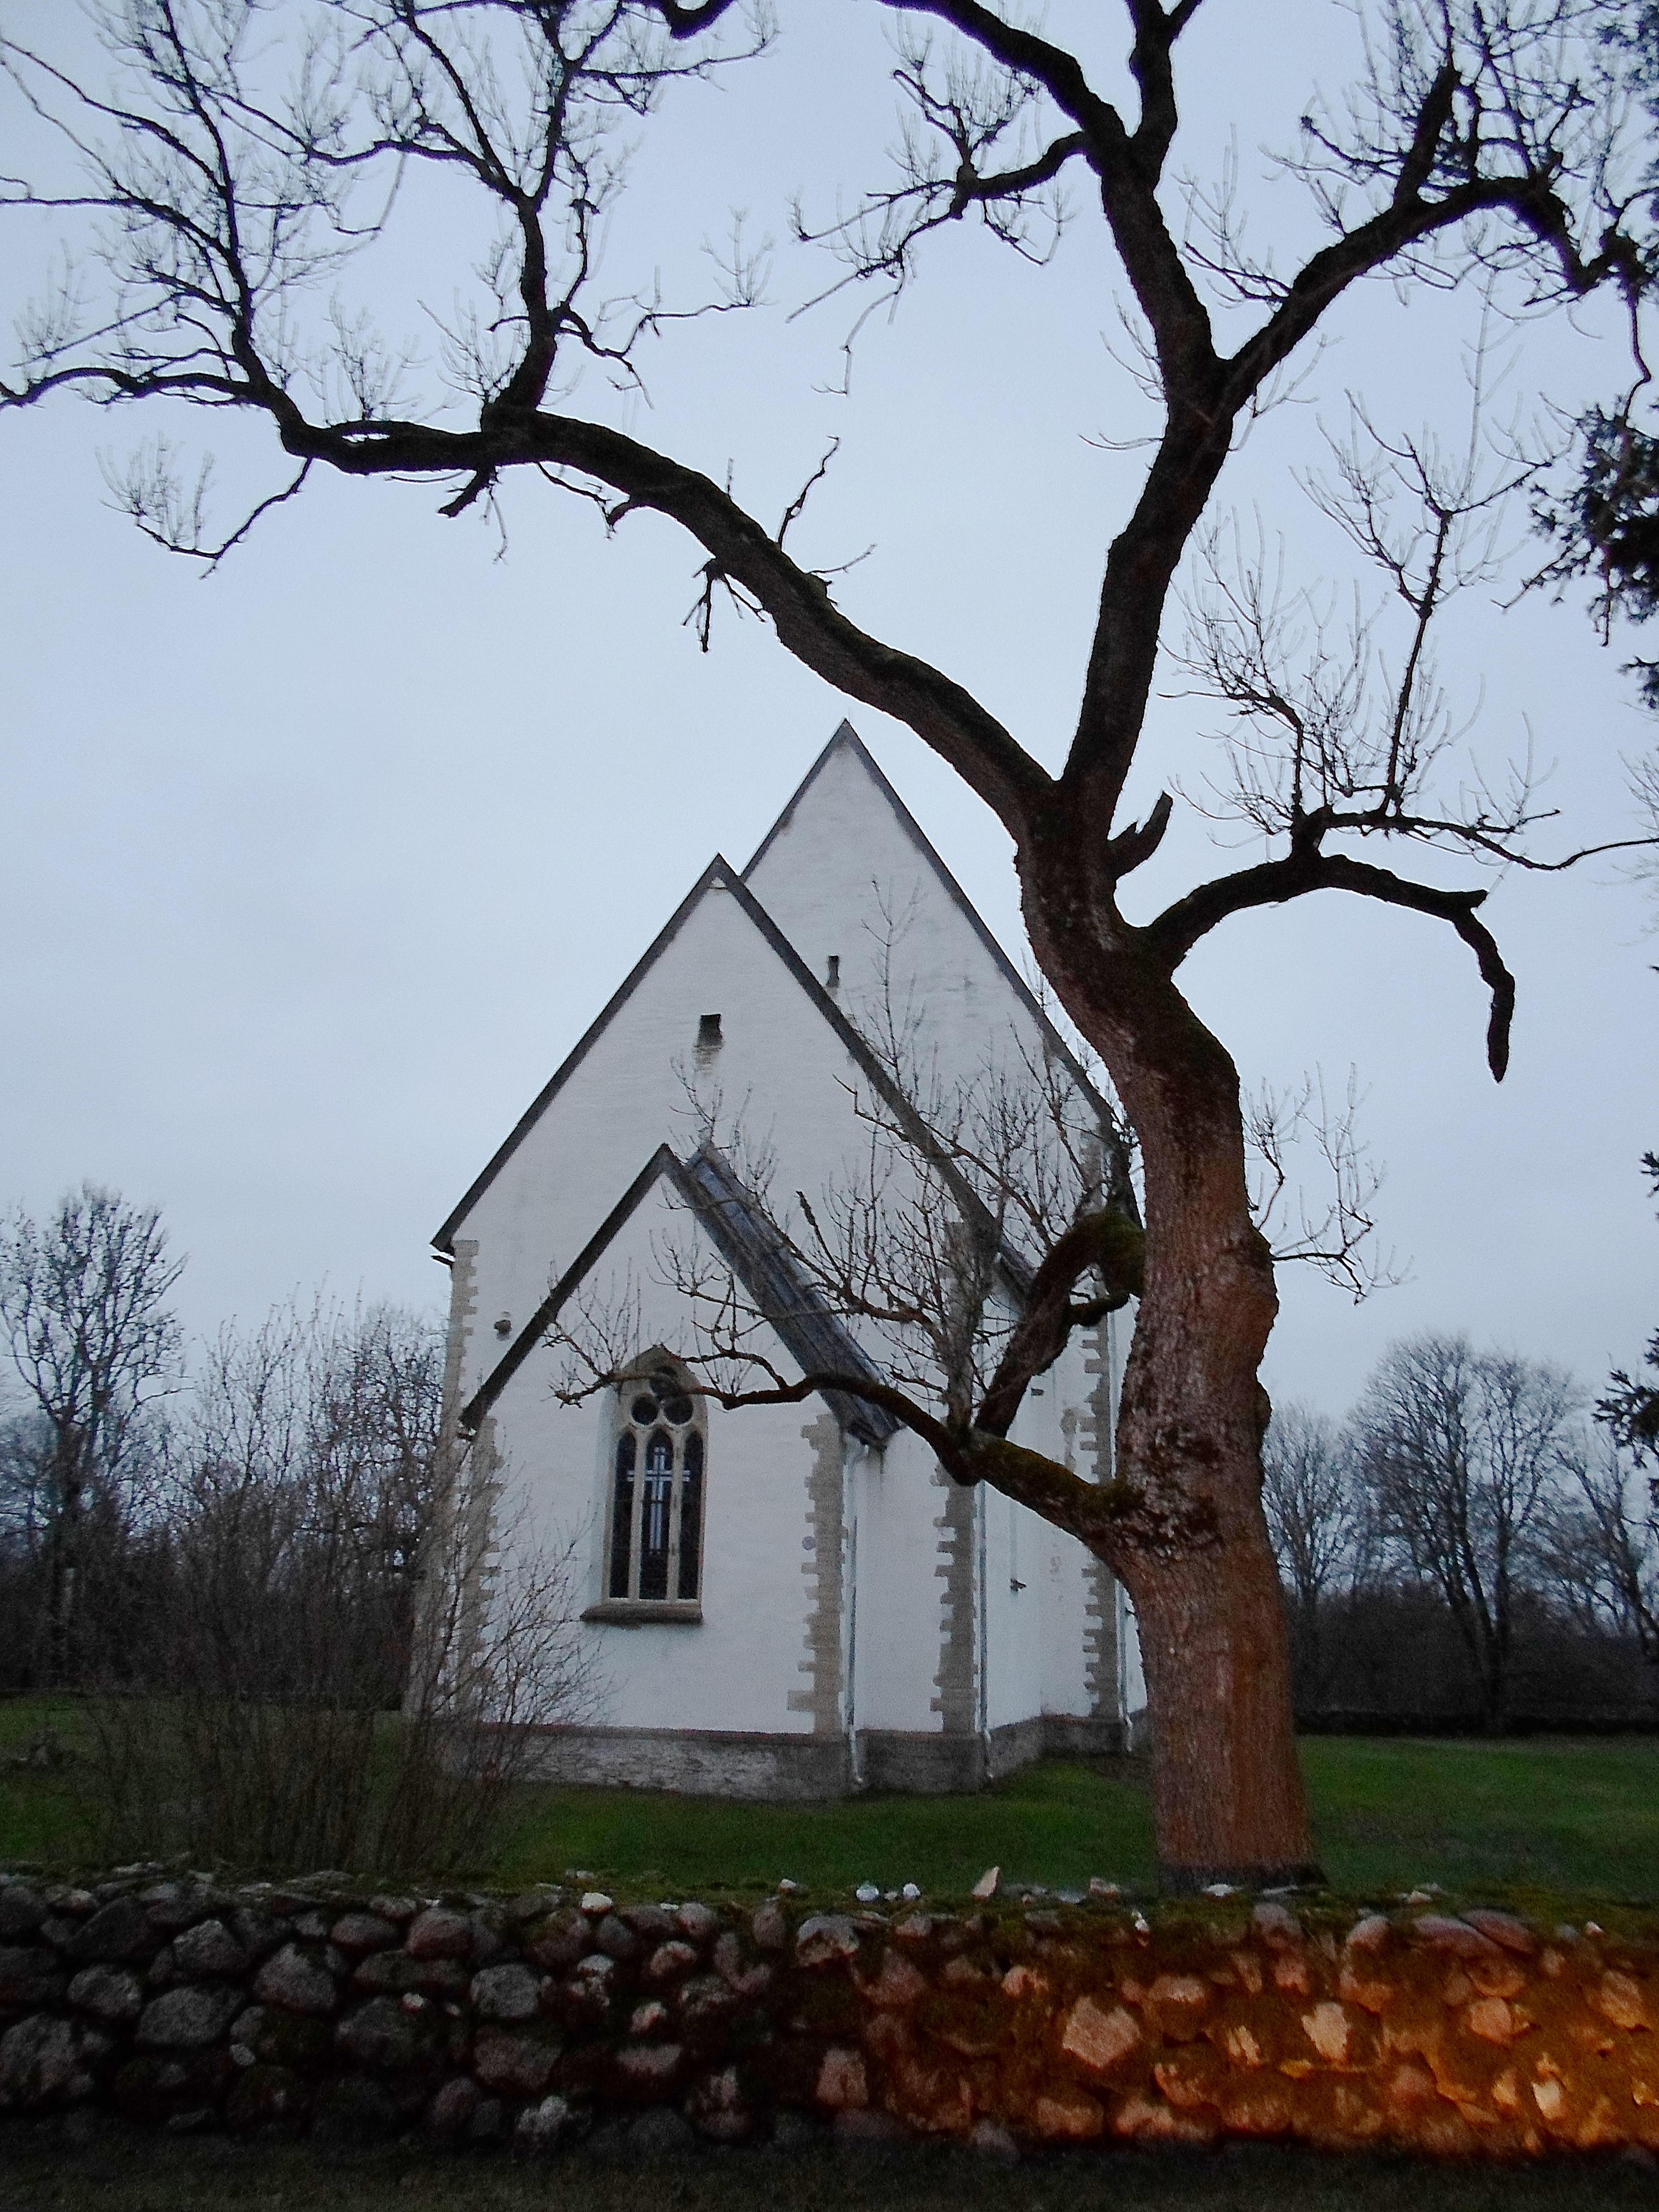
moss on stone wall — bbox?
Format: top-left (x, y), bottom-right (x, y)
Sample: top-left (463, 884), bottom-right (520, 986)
top-left (1, 1870), bottom-right (1656, 2157)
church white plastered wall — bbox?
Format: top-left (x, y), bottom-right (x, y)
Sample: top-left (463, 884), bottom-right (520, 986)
top-left (433, 723), bottom-right (1146, 1797)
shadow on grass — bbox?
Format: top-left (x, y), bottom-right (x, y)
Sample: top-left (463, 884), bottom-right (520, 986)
top-left (2, 2115), bottom-right (1657, 2212)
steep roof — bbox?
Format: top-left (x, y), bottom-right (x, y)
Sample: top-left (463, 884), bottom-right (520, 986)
top-left (677, 1143), bottom-right (901, 1444)
top-left (461, 1141), bottom-right (900, 1449)
top-left (433, 854), bottom-right (924, 1256)
top-left (745, 721), bottom-right (1118, 1134)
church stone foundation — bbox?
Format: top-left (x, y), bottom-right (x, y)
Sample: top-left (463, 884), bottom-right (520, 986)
top-left (517, 1726), bottom-right (851, 1801)
top-left (518, 1716), bottom-right (1124, 1801)
top-left (985, 1715), bottom-right (1123, 1779)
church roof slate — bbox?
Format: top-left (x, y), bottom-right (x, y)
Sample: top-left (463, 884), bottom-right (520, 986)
top-left (460, 1140), bottom-right (899, 1448)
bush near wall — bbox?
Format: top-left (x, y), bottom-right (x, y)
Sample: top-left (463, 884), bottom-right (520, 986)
top-left (0, 1868), bottom-right (1657, 2158)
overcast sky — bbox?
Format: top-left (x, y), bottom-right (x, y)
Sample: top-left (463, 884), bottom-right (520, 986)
top-left (0, 0), bottom-right (1653, 1427)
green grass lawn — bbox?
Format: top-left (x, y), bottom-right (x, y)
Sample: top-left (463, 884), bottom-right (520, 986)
top-left (0, 1697), bottom-right (95, 1865)
top-left (4, 1695), bottom-right (1657, 1909)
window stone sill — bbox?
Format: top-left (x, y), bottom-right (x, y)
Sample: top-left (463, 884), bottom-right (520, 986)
top-left (581, 1600), bottom-right (703, 1626)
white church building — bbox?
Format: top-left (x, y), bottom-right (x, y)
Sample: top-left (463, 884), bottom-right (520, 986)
top-left (433, 723), bottom-right (1145, 1797)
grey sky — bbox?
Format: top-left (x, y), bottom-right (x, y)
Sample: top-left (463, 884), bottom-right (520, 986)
top-left (0, 0), bottom-right (1653, 1428)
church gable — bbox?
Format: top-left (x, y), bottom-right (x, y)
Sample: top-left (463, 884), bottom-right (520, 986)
top-left (463, 1141), bottom-right (897, 1449)
top-left (436, 863), bottom-right (944, 1409)
top-left (432, 719), bottom-right (1140, 1793)
top-left (744, 723), bottom-right (1107, 1118)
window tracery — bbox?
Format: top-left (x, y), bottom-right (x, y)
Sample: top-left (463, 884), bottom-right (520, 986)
top-left (607, 1360), bottom-right (705, 1606)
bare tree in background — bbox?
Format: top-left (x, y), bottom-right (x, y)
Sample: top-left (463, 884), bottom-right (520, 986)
top-left (1535, 1427), bottom-right (1659, 1668)
top-left (7, 0), bottom-right (1659, 1881)
top-left (1535, 1142), bottom-right (1659, 1671)
top-left (96, 1297), bottom-right (594, 1874)
top-left (1600, 1149), bottom-right (1659, 1462)
top-left (1353, 1333), bottom-right (1581, 1728)
top-left (0, 1185), bottom-right (183, 1686)
top-left (1260, 1400), bottom-right (1366, 1709)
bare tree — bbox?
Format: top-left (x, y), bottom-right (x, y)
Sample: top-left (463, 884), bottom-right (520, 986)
top-left (0, 1184), bottom-right (183, 1686)
top-left (388, 1467), bottom-right (599, 1877)
top-left (1600, 1149), bottom-right (1659, 1460)
top-left (5, 0), bottom-right (1658, 1881)
top-left (1260, 1400), bottom-right (1366, 1709)
top-left (1535, 1427), bottom-right (1659, 1665)
top-left (1353, 1332), bottom-right (1581, 1728)
top-left (95, 1295), bottom-right (594, 1874)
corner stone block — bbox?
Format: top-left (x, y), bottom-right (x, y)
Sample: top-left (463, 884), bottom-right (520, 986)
top-left (687, 2063), bottom-right (753, 2142)
top-left (1299, 2001), bottom-right (1351, 2064)
top-left (334, 1996), bottom-right (439, 2072)
top-left (328, 1913), bottom-right (402, 1957)
top-left (1592, 1972), bottom-right (1653, 2032)
top-left (523, 1911), bottom-right (590, 1971)
top-left (615, 2041), bottom-right (684, 2095)
top-left (750, 1901), bottom-right (789, 1952)
top-left (646, 1941), bottom-right (699, 1985)
top-left (425, 2074), bottom-right (480, 2138)
top-left (1409, 1915), bottom-right (1502, 1960)
top-left (854, 1949), bottom-right (926, 2010)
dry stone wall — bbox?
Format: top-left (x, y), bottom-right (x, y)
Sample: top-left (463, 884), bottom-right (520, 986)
top-left (1, 1868), bottom-right (1657, 2157)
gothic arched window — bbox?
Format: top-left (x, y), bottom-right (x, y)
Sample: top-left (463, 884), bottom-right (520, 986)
top-left (608, 1362), bottom-right (706, 1605)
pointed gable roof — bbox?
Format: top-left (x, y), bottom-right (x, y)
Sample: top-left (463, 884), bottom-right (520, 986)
top-left (745, 721), bottom-right (1116, 1131)
top-left (461, 1141), bottom-right (899, 1447)
top-left (432, 850), bottom-right (972, 1257)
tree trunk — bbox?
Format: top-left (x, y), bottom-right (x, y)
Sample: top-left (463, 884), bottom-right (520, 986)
top-left (47, 1462), bottom-right (84, 1692)
top-left (1118, 1533), bottom-right (1317, 1888)
top-left (1022, 844), bottom-right (1321, 1888)
top-left (1108, 1142), bottom-right (1320, 1887)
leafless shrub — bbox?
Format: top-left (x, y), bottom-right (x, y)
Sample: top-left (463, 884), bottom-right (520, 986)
top-left (89, 1298), bottom-right (594, 1876)
top-left (382, 1481), bottom-right (599, 1877)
